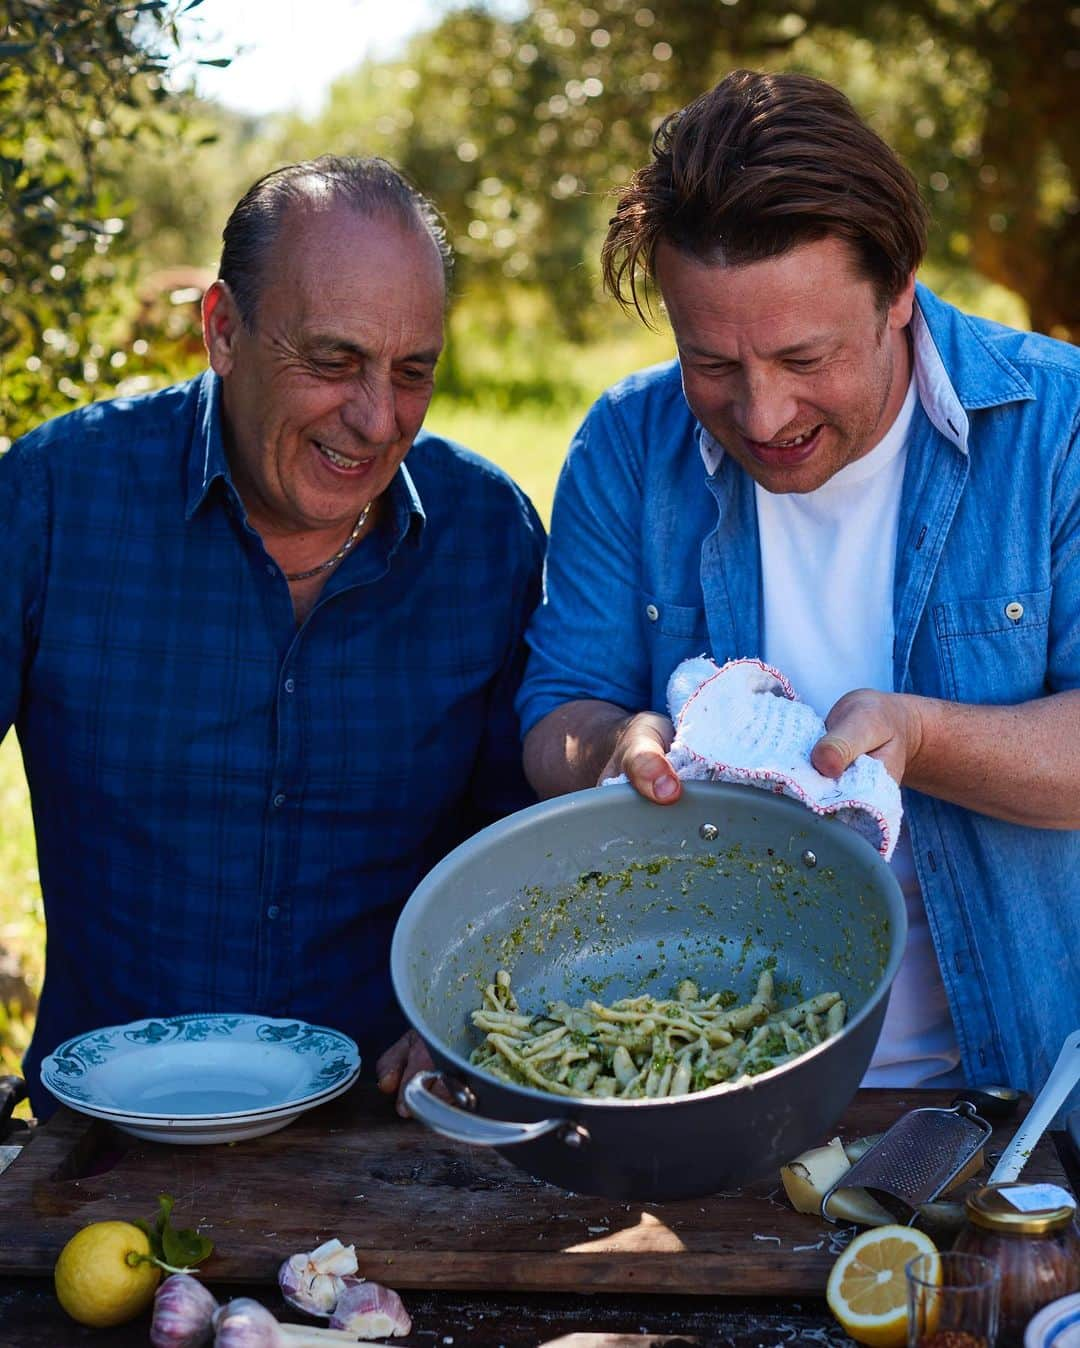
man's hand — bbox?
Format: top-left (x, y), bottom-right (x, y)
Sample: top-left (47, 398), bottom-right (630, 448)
top-left (375, 1028), bottom-right (434, 1118)
top-left (599, 711), bottom-right (680, 803)
top-left (811, 689), bottom-right (925, 784)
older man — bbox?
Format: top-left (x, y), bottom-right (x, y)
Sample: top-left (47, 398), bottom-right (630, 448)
top-left (519, 72), bottom-right (1080, 1109)
top-left (1, 157), bottom-right (544, 1116)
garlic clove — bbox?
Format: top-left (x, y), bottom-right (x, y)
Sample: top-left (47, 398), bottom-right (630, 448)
top-left (278, 1239), bottom-right (360, 1317)
top-left (328, 1278), bottom-right (412, 1338)
top-left (277, 1264), bottom-right (342, 1317)
top-left (151, 1273), bottom-right (219, 1348)
top-left (305, 1240), bottom-right (359, 1278)
top-left (213, 1297), bottom-right (285, 1347)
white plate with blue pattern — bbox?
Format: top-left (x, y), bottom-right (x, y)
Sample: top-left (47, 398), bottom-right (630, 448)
top-left (41, 1013), bottom-right (362, 1144)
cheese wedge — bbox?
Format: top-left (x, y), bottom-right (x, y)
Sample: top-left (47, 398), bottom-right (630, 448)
top-left (780, 1136), bottom-right (894, 1226)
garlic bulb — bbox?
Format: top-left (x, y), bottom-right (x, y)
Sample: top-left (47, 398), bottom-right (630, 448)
top-left (213, 1298), bottom-right (284, 1347)
top-left (278, 1239), bottom-right (360, 1317)
top-left (150, 1273), bottom-right (219, 1348)
top-left (329, 1279), bottom-right (412, 1338)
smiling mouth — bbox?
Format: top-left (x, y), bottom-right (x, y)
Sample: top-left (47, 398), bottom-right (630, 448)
top-left (313, 440), bottom-right (374, 472)
top-left (749, 425), bottom-right (822, 450)
top-left (744, 424), bottom-right (824, 460)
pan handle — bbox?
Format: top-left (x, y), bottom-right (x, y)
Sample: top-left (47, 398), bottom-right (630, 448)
top-left (403, 1071), bottom-right (590, 1150)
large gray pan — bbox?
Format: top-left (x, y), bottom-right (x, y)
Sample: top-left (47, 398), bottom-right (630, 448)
top-left (392, 781), bottom-right (905, 1200)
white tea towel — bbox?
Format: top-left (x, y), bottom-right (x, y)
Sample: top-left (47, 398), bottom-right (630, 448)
top-left (613, 655), bottom-right (902, 859)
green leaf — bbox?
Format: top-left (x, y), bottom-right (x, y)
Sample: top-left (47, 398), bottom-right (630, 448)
top-left (154, 1191), bottom-right (175, 1247)
top-left (136, 1193), bottom-right (213, 1273)
top-left (163, 1223), bottom-right (214, 1269)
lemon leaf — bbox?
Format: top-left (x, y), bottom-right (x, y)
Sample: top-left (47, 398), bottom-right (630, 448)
top-left (162, 1221), bottom-right (213, 1269)
top-left (135, 1193), bottom-right (213, 1273)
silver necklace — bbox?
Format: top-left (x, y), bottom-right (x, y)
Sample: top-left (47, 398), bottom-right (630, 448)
top-left (284, 501), bottom-right (373, 582)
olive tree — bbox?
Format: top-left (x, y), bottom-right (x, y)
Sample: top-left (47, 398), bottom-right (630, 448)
top-left (302, 0), bottom-right (1076, 340)
top-left (0, 0), bottom-right (224, 443)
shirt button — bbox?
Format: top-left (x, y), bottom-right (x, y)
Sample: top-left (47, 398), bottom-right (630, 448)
top-left (266, 905), bottom-right (280, 920)
top-left (1004, 601), bottom-right (1024, 622)
top-left (284, 677), bottom-right (295, 693)
top-left (273, 792), bottom-right (286, 808)
top-left (266, 562), bottom-right (276, 576)
top-left (645, 603), bottom-right (660, 622)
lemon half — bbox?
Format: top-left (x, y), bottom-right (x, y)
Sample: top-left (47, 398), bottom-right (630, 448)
top-left (54, 1220), bottom-right (162, 1328)
top-left (826, 1223), bottom-right (939, 1348)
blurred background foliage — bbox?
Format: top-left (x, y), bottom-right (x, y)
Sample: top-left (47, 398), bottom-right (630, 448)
top-left (3, 0), bottom-right (1076, 449)
top-left (0, 0), bottom-right (1076, 1081)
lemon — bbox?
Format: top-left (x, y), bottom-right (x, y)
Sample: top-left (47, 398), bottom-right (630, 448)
top-left (54, 1220), bottom-right (162, 1328)
top-left (826, 1223), bottom-right (939, 1348)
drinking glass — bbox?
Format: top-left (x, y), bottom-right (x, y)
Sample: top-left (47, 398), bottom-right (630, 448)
top-left (906, 1251), bottom-right (1001, 1348)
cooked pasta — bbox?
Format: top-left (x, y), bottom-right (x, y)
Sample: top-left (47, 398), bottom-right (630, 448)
top-left (468, 969), bottom-right (846, 1099)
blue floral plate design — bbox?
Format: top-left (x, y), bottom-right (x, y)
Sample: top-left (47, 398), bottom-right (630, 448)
top-left (40, 1014), bottom-right (361, 1144)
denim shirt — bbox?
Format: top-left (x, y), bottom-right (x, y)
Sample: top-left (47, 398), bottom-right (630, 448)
top-left (2, 371), bottom-right (545, 1114)
top-left (519, 284), bottom-right (1080, 1109)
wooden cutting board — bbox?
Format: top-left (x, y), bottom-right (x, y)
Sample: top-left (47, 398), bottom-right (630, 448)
top-left (0, 1086), bottom-right (1071, 1295)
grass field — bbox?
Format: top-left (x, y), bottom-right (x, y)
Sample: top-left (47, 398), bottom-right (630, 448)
top-left (426, 398), bottom-right (580, 523)
top-left (427, 310), bottom-right (675, 519)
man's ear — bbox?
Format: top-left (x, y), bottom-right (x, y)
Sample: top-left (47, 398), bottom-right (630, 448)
top-left (202, 280), bottom-right (243, 376)
top-left (887, 270), bottom-right (917, 332)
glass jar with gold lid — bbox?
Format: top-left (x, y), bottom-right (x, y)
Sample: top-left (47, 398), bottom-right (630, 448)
top-left (952, 1182), bottom-right (1080, 1347)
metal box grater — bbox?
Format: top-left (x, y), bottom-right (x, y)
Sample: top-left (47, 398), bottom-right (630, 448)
top-left (822, 1100), bottom-right (993, 1223)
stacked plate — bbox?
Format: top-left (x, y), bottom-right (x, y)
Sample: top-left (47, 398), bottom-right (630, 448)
top-left (1026, 1295), bottom-right (1080, 1348)
top-left (41, 1013), bottom-right (361, 1144)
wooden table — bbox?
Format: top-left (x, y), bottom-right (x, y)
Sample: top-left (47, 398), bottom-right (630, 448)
top-left (1, 1086), bottom-right (1076, 1346)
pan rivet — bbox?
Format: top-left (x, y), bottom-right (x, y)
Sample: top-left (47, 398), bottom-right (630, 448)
top-left (699, 823), bottom-right (719, 841)
top-left (801, 850), bottom-right (817, 868)
top-left (560, 1124), bottom-right (590, 1148)
top-left (451, 1083), bottom-right (477, 1111)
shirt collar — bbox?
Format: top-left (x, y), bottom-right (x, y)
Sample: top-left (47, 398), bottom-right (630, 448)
top-left (184, 370), bottom-right (232, 520)
top-left (184, 368), bottom-right (426, 543)
top-left (387, 457), bottom-right (427, 547)
top-left (697, 285), bottom-right (1036, 475)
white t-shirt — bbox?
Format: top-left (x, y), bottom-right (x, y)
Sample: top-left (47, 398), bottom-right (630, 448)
top-left (751, 377), bottom-right (964, 1087)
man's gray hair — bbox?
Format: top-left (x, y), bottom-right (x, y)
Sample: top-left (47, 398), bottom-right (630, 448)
top-left (219, 155), bottom-right (453, 329)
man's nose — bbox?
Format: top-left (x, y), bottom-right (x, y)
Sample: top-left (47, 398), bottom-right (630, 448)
top-left (735, 375), bottom-right (799, 444)
top-left (340, 372), bottom-right (397, 447)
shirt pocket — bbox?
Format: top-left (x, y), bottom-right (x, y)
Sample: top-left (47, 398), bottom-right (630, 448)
top-left (640, 592), bottom-right (710, 709)
top-left (640, 593), bottom-right (708, 640)
top-left (933, 586), bottom-right (1051, 704)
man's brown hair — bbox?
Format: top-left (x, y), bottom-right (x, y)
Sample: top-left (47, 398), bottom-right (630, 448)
top-left (602, 69), bottom-right (929, 319)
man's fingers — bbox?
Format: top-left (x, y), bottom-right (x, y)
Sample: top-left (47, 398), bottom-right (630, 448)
top-left (604, 713), bottom-right (679, 804)
top-left (375, 1030), bottom-right (415, 1095)
top-left (395, 1038), bottom-right (436, 1118)
top-left (626, 750), bottom-right (681, 804)
top-left (814, 690), bottom-right (919, 785)
top-left (811, 732), bottom-right (857, 779)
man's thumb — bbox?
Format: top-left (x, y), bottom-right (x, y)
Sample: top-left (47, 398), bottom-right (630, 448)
top-left (812, 732), bottom-right (855, 779)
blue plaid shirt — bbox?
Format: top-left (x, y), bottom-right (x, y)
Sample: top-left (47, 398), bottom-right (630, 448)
top-left (2, 372), bottom-right (545, 1114)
